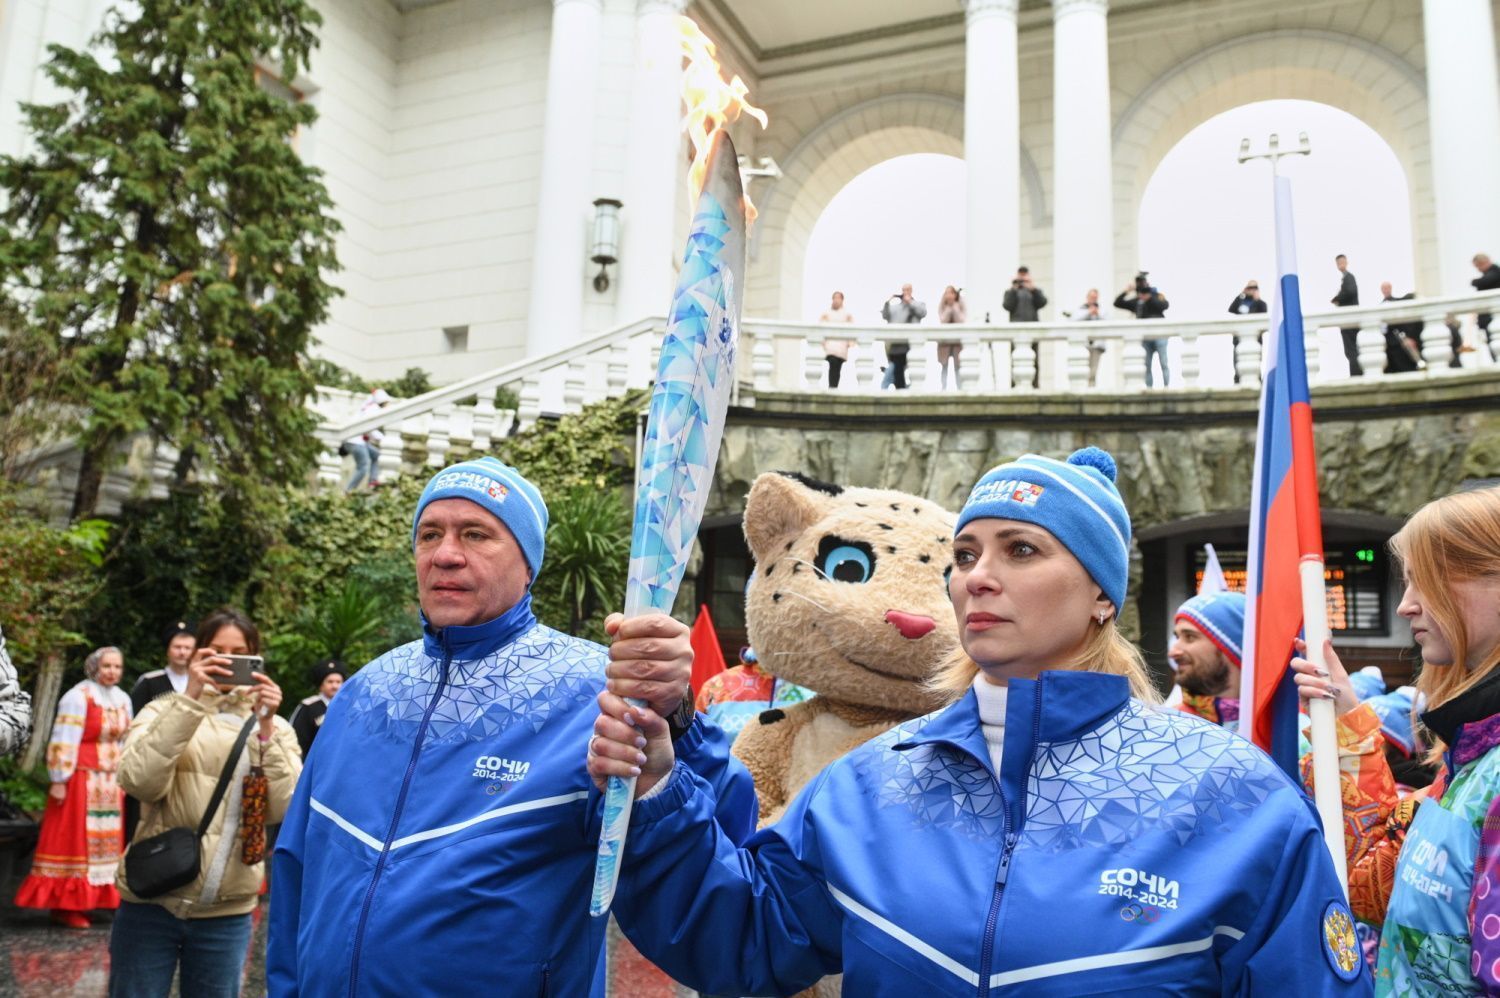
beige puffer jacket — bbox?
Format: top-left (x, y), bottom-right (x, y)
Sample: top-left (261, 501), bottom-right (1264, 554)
top-left (116, 689), bottom-right (301, 918)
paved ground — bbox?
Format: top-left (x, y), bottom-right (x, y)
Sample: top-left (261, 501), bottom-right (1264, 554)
top-left (0, 847), bottom-right (269, 998)
top-left (0, 842), bottom-right (691, 997)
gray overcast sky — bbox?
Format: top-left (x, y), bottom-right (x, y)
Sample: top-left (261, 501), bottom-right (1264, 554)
top-left (802, 100), bottom-right (1412, 382)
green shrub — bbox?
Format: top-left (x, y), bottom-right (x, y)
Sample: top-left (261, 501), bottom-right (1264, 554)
top-left (0, 484), bottom-right (112, 687)
top-left (0, 756), bottom-right (48, 813)
top-left (83, 490), bottom-right (267, 684)
top-left (532, 486), bottom-right (631, 640)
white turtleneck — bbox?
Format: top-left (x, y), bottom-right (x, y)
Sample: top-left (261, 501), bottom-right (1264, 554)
top-left (972, 675), bottom-right (1008, 775)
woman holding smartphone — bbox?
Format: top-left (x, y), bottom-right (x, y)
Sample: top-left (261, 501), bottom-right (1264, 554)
top-left (588, 448), bottom-right (1366, 996)
top-left (110, 608), bottom-right (301, 998)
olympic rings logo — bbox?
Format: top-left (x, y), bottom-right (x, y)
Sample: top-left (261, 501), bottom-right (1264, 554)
top-left (1119, 903), bottom-right (1161, 923)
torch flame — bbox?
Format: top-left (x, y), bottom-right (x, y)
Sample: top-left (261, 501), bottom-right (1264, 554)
top-left (678, 16), bottom-right (768, 225)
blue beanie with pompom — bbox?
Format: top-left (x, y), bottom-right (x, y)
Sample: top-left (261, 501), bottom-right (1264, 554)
top-left (955, 446), bottom-right (1132, 614)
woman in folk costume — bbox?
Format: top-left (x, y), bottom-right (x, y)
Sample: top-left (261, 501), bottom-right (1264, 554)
top-left (590, 447), bottom-right (1367, 996)
top-left (14, 646), bottom-right (133, 927)
top-left (1293, 485), bottom-right (1500, 994)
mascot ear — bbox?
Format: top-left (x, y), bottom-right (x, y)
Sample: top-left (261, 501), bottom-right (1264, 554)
top-left (743, 472), bottom-right (835, 563)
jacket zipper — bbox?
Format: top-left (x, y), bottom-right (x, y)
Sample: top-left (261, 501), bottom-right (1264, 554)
top-left (347, 638), bottom-right (453, 996)
top-left (976, 682), bottom-right (1044, 997)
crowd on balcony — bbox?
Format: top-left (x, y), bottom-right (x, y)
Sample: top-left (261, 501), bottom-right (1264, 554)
top-left (814, 249), bottom-right (1500, 392)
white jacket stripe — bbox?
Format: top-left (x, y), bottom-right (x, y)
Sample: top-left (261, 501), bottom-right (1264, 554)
top-left (991, 926), bottom-right (1246, 987)
top-left (831, 882), bottom-right (1245, 989)
top-left (828, 884), bottom-right (979, 986)
top-left (310, 791), bottom-right (589, 854)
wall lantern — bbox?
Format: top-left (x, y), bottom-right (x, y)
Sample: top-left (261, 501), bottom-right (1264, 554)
top-left (590, 197), bottom-right (623, 292)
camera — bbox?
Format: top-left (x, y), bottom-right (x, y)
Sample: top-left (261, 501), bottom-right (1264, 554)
top-left (1134, 271), bottom-right (1151, 293)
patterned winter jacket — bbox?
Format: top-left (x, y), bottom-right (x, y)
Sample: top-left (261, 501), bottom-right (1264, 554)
top-left (614, 669), bottom-right (1370, 996)
top-left (1310, 668), bottom-right (1500, 994)
top-left (268, 595), bottom-right (755, 997)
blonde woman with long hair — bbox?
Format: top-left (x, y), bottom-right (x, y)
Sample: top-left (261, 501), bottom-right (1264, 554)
top-left (1294, 486), bottom-right (1500, 993)
top-left (587, 447), bottom-right (1365, 995)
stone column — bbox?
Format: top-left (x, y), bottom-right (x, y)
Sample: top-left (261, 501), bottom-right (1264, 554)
top-left (1051, 0), bottom-right (1113, 313)
top-left (962, 0), bottom-right (1020, 325)
top-left (1422, 0), bottom-right (1500, 295)
top-left (526, 0), bottom-right (605, 356)
top-left (616, 0), bottom-right (688, 324)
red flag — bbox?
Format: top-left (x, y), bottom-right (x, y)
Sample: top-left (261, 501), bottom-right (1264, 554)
top-left (689, 604), bottom-right (727, 695)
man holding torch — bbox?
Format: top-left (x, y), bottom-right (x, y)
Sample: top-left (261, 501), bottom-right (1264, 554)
top-left (267, 456), bottom-right (754, 996)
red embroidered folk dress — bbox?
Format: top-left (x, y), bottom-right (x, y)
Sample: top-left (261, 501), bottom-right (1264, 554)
top-left (14, 680), bottom-right (132, 912)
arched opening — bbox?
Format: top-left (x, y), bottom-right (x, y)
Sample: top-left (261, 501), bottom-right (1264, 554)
top-left (800, 153), bottom-right (967, 324)
top-left (1136, 510), bottom-right (1410, 689)
top-left (1138, 99), bottom-right (1414, 384)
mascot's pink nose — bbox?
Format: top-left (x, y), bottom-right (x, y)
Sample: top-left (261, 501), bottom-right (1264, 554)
top-left (885, 610), bottom-right (936, 640)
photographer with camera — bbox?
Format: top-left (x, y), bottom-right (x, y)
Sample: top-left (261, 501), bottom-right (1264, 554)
top-left (110, 608), bottom-right (299, 997)
top-left (879, 283), bottom-right (926, 390)
top-left (1115, 271), bottom-right (1172, 387)
top-left (1001, 266), bottom-right (1047, 322)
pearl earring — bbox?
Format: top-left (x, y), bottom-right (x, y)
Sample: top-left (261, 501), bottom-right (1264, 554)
top-left (1096, 610), bottom-right (1108, 625)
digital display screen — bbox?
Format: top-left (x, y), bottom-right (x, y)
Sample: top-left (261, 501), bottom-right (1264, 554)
top-left (1190, 545), bottom-right (1385, 635)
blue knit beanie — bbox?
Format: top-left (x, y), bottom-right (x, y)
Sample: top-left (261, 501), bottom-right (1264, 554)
top-left (412, 457), bottom-right (549, 581)
top-left (1174, 591), bottom-right (1247, 667)
top-left (955, 447), bottom-right (1131, 614)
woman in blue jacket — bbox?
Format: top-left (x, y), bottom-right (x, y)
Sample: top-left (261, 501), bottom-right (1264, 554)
top-left (590, 447), bottom-right (1370, 996)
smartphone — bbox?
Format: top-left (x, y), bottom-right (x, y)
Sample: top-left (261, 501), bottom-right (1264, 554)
top-left (218, 654), bottom-right (264, 687)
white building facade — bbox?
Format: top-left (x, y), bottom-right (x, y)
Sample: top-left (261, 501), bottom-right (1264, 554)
top-left (2, 0), bottom-right (1497, 385)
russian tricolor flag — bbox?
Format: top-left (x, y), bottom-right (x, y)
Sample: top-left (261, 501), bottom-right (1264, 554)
top-left (1237, 175), bottom-right (1326, 778)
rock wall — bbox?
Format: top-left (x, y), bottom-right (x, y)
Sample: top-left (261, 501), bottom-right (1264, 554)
top-left (711, 375), bottom-right (1500, 532)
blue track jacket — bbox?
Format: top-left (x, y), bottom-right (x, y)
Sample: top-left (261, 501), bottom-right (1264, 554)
top-left (268, 595), bottom-right (755, 996)
top-left (614, 669), bottom-right (1374, 996)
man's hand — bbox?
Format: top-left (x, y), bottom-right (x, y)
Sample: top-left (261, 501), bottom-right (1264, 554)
top-left (603, 613), bottom-right (692, 719)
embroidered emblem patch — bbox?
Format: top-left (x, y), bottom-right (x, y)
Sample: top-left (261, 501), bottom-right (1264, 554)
top-left (1321, 900), bottom-right (1362, 981)
top-left (1010, 483), bottom-right (1044, 506)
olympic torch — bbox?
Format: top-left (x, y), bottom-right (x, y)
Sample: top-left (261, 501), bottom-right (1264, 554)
top-left (589, 124), bottom-right (752, 917)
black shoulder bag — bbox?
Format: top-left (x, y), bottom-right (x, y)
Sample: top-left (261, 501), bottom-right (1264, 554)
top-left (125, 715), bottom-right (257, 898)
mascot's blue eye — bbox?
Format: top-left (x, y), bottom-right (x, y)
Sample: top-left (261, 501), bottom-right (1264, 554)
top-left (816, 537), bottom-right (875, 584)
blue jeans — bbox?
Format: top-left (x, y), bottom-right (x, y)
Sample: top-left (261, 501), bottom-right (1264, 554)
top-left (109, 901), bottom-right (252, 998)
top-left (344, 440), bottom-right (378, 491)
top-left (1142, 337), bottom-right (1170, 387)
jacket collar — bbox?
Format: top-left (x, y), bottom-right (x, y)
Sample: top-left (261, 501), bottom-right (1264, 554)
top-left (1423, 666), bottom-right (1500, 763)
top-left (895, 669), bottom-right (1131, 761)
top-left (421, 593), bottom-right (538, 661)
top-left (199, 685), bottom-right (255, 717)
